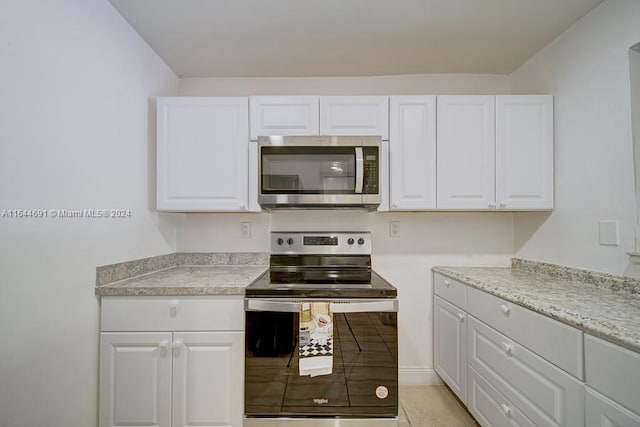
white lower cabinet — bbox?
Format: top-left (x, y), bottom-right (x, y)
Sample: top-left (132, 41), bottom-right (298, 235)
top-left (585, 387), bottom-right (640, 427)
top-left (172, 332), bottom-right (243, 427)
top-left (433, 273), bottom-right (587, 427)
top-left (99, 297), bottom-right (244, 427)
top-left (100, 332), bottom-right (172, 427)
top-left (433, 296), bottom-right (466, 403)
top-left (100, 331), bottom-right (243, 427)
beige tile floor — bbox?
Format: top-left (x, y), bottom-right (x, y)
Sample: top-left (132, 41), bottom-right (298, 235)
top-left (399, 385), bottom-right (480, 427)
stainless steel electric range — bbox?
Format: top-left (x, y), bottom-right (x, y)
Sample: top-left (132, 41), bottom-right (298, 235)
top-left (244, 232), bottom-right (398, 427)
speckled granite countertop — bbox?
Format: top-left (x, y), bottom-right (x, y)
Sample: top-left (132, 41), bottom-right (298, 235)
top-left (433, 259), bottom-right (640, 352)
top-left (95, 252), bottom-right (268, 296)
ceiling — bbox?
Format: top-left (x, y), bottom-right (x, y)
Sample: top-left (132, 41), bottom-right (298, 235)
top-left (108, 0), bottom-right (603, 78)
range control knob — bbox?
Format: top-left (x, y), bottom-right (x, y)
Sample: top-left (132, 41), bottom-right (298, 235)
top-left (276, 238), bottom-right (284, 245)
top-left (347, 238), bottom-right (355, 245)
top-left (357, 238), bottom-right (365, 245)
top-left (287, 238), bottom-right (294, 245)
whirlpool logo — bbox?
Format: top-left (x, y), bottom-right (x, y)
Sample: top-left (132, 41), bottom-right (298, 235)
top-left (313, 398), bottom-right (329, 405)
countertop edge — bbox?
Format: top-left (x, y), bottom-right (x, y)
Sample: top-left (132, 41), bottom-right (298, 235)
top-left (95, 266), bottom-right (268, 297)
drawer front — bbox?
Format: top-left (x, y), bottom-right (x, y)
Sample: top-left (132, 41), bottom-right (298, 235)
top-left (101, 296), bottom-right (244, 332)
top-left (585, 334), bottom-right (640, 414)
top-left (468, 316), bottom-right (583, 427)
top-left (585, 387), bottom-right (640, 427)
top-left (433, 273), bottom-right (467, 309)
top-left (467, 366), bottom-right (536, 427)
top-left (466, 286), bottom-right (583, 378)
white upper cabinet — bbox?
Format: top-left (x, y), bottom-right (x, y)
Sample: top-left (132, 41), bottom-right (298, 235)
top-left (437, 96), bottom-right (496, 210)
top-left (320, 96), bottom-right (389, 139)
top-left (157, 97), bottom-right (251, 212)
top-left (437, 95), bottom-right (554, 211)
top-left (249, 96), bottom-right (388, 139)
top-left (389, 96), bottom-right (437, 210)
top-left (249, 96), bottom-right (319, 140)
top-left (496, 95), bottom-right (554, 210)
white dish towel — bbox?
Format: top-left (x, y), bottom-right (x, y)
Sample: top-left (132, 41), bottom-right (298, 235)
top-left (299, 302), bottom-right (333, 377)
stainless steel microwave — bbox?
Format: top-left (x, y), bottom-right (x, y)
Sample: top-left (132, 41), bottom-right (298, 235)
top-left (258, 135), bottom-right (381, 210)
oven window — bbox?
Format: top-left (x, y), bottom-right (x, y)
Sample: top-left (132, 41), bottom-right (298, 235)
top-left (245, 310), bottom-right (398, 416)
top-left (261, 147), bottom-right (356, 194)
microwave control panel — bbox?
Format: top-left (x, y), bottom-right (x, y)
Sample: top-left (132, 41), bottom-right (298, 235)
top-left (363, 146), bottom-right (379, 194)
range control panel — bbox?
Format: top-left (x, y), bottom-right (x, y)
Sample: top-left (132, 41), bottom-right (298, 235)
top-left (271, 232), bottom-right (371, 255)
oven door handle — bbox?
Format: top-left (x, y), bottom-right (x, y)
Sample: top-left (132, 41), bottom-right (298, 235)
top-left (332, 300), bottom-right (398, 313)
top-left (355, 146), bottom-right (364, 194)
top-left (245, 299), bottom-right (398, 313)
top-left (245, 300), bottom-right (301, 313)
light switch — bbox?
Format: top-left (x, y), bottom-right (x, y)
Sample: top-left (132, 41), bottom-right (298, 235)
top-left (599, 220), bottom-right (619, 246)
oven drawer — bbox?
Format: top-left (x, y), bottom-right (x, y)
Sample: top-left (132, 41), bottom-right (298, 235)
top-left (101, 296), bottom-right (244, 331)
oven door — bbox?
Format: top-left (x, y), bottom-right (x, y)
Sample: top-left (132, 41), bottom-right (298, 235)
top-left (258, 136), bottom-right (380, 208)
top-left (244, 298), bottom-right (398, 422)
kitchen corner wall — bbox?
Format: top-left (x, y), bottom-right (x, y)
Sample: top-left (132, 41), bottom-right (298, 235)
top-left (510, 0), bottom-right (640, 276)
top-left (0, 1), bottom-right (179, 426)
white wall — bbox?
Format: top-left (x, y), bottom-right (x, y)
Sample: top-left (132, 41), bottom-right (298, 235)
top-left (176, 69), bottom-right (515, 384)
top-left (510, 0), bottom-right (640, 276)
top-left (630, 45), bottom-right (640, 251)
top-left (0, 1), bottom-right (178, 425)
top-left (178, 74), bottom-right (511, 96)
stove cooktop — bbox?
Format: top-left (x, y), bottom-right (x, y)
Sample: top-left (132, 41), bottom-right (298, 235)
top-left (245, 231), bottom-right (397, 298)
top-left (245, 270), bottom-right (397, 298)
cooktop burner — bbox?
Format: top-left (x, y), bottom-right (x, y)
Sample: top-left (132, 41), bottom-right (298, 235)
top-left (245, 232), bottom-right (397, 298)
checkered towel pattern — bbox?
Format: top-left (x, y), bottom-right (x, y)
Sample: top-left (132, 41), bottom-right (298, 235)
top-left (299, 339), bottom-right (333, 358)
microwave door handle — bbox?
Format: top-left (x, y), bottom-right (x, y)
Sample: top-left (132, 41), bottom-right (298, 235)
top-left (355, 147), bottom-right (364, 194)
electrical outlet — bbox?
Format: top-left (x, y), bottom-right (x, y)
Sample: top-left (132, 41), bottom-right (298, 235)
top-left (389, 221), bottom-right (400, 237)
top-left (241, 222), bottom-right (251, 238)
top-left (599, 220), bottom-right (619, 246)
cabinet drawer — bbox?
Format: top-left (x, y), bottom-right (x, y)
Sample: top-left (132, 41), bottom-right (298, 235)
top-left (466, 286), bottom-right (583, 378)
top-left (585, 387), bottom-right (640, 427)
top-left (468, 316), bottom-right (583, 427)
top-left (467, 366), bottom-right (536, 427)
top-left (585, 334), bottom-right (640, 414)
top-left (433, 273), bottom-right (466, 309)
top-left (101, 296), bottom-right (244, 332)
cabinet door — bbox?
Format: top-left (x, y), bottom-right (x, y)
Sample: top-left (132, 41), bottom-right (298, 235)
top-left (496, 95), bottom-right (553, 210)
top-left (172, 332), bottom-right (244, 427)
top-left (249, 96), bottom-right (319, 140)
top-left (433, 296), bottom-right (466, 403)
top-left (389, 96), bottom-right (437, 210)
top-left (320, 96), bottom-right (389, 139)
top-left (437, 96), bottom-right (495, 210)
top-left (585, 387), bottom-right (640, 427)
top-left (157, 97), bottom-right (250, 211)
top-left (99, 332), bottom-right (172, 427)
